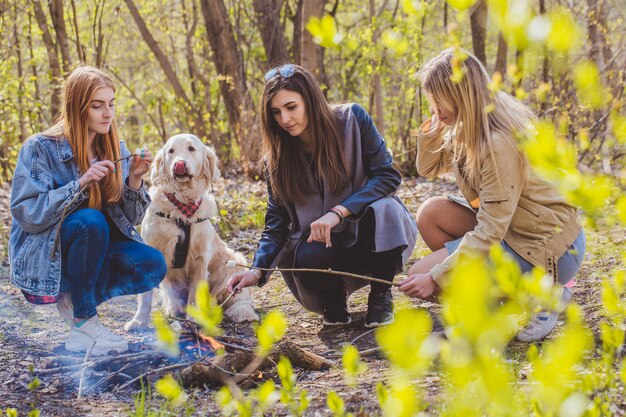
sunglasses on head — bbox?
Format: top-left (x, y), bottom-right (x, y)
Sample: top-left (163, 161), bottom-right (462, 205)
top-left (264, 64), bottom-right (296, 82)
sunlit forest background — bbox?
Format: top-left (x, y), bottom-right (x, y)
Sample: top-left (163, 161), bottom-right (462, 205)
top-left (1, 0), bottom-right (624, 180)
top-left (1, 1), bottom-right (626, 415)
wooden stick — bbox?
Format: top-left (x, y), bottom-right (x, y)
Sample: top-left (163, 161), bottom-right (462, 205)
top-left (225, 261), bottom-right (398, 287)
top-left (112, 153), bottom-right (138, 164)
top-left (114, 361), bottom-right (196, 392)
top-left (85, 363), bottom-right (134, 394)
top-left (77, 341), bottom-right (96, 399)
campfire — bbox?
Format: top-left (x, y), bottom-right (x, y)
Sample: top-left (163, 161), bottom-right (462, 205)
top-left (32, 321), bottom-right (330, 397)
top-left (176, 323), bottom-right (224, 360)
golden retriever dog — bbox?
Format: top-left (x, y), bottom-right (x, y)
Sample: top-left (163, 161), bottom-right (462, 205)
top-left (125, 133), bottom-right (258, 331)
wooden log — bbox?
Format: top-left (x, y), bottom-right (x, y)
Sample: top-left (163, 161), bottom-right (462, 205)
top-left (179, 338), bottom-right (333, 388)
top-left (271, 339), bottom-right (332, 370)
top-left (180, 350), bottom-right (258, 387)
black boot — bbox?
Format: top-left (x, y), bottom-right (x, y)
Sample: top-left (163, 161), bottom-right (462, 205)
top-left (365, 287), bottom-right (394, 328)
top-left (322, 289), bottom-right (351, 326)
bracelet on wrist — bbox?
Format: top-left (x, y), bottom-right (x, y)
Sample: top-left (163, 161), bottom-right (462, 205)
top-left (251, 269), bottom-right (262, 282)
top-left (328, 208), bottom-right (344, 224)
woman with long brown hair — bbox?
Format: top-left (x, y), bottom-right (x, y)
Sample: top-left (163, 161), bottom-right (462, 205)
top-left (399, 49), bottom-right (585, 342)
top-left (228, 64), bottom-right (417, 327)
top-left (10, 66), bottom-right (166, 355)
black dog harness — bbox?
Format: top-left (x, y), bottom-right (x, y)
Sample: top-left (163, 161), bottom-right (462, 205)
top-left (154, 194), bottom-right (211, 268)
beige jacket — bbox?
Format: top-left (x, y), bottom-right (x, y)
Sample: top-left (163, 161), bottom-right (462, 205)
top-left (416, 119), bottom-right (581, 285)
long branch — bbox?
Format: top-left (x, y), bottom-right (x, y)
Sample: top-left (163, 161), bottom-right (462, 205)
top-left (226, 261), bottom-right (398, 287)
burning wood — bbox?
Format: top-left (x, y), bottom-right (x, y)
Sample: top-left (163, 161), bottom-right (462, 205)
top-left (31, 320), bottom-right (332, 395)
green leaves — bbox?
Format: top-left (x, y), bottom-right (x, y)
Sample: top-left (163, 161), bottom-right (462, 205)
top-left (573, 61), bottom-right (609, 109)
top-left (306, 15), bottom-right (343, 49)
top-left (342, 345), bottom-right (366, 387)
top-left (155, 374), bottom-right (187, 406)
top-left (446, 0), bottom-right (477, 11)
top-left (327, 391), bottom-right (352, 417)
top-left (277, 356), bottom-right (310, 416)
top-left (186, 281), bottom-right (223, 337)
top-left (376, 308), bottom-right (436, 379)
top-left (546, 8), bottom-right (581, 52)
top-left (255, 310), bottom-right (287, 357)
top-left (153, 310), bottom-right (179, 357)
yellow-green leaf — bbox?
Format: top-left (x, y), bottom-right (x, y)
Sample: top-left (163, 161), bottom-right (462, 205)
top-left (155, 374), bottom-right (186, 405)
top-left (256, 310), bottom-right (287, 356)
top-left (153, 311), bottom-right (180, 357)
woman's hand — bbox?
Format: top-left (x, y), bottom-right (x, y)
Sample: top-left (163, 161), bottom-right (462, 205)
top-left (227, 270), bottom-right (261, 293)
top-left (307, 212), bottom-right (341, 248)
top-left (129, 148), bottom-right (152, 190)
top-left (398, 273), bottom-right (439, 299)
top-left (78, 160), bottom-right (115, 188)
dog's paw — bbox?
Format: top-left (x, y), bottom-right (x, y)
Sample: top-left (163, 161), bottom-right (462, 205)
top-left (225, 303), bottom-right (260, 323)
top-left (124, 318), bottom-right (150, 332)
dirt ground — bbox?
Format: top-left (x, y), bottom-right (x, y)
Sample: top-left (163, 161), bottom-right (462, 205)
top-left (0, 176), bottom-right (619, 416)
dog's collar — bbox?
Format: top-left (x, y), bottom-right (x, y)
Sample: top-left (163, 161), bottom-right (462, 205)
top-left (153, 210), bottom-right (211, 225)
top-left (164, 193), bottom-right (202, 218)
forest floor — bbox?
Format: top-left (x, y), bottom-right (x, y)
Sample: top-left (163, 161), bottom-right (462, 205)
top-left (0, 174), bottom-right (622, 417)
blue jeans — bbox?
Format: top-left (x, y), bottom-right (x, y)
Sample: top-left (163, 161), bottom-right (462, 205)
top-left (444, 229), bottom-right (586, 285)
top-left (60, 208), bottom-right (166, 318)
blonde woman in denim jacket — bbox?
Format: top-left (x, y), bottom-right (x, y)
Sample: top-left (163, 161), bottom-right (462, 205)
top-left (10, 67), bottom-right (166, 355)
top-left (399, 49), bottom-right (585, 342)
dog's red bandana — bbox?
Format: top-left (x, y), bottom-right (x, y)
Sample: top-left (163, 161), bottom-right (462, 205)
top-left (164, 193), bottom-right (202, 218)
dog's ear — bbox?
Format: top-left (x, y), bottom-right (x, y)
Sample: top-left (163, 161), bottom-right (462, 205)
top-left (203, 145), bottom-right (220, 184)
top-left (150, 147), bottom-right (166, 185)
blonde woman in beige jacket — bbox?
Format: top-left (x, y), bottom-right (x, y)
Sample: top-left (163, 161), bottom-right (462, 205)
top-left (399, 49), bottom-right (586, 342)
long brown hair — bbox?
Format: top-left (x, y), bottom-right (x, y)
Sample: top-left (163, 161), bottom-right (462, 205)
top-left (42, 66), bottom-right (123, 209)
top-left (419, 48), bottom-right (535, 188)
top-left (260, 64), bottom-right (349, 205)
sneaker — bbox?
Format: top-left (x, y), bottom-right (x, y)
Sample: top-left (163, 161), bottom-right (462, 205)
top-left (56, 292), bottom-right (74, 324)
top-left (516, 287), bottom-right (573, 342)
top-left (65, 316), bottom-right (129, 355)
top-left (365, 289), bottom-right (394, 328)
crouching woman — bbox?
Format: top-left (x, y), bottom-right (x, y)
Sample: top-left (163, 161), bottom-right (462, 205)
top-left (9, 66), bottom-right (166, 355)
top-left (399, 49), bottom-right (585, 342)
top-left (228, 64), bottom-right (417, 327)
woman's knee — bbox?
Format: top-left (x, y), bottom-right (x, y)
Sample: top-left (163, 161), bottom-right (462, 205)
top-left (62, 208), bottom-right (109, 240)
top-left (137, 245), bottom-right (167, 287)
top-left (416, 196), bottom-right (448, 233)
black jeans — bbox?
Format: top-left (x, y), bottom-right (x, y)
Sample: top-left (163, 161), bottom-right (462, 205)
top-left (60, 208), bottom-right (166, 318)
top-left (294, 211), bottom-right (402, 299)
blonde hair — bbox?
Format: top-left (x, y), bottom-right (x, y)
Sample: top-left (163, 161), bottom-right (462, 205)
top-left (43, 66), bottom-right (123, 209)
top-left (418, 48), bottom-right (535, 188)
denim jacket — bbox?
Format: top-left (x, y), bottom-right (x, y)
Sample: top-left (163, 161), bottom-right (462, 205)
top-left (9, 135), bottom-right (150, 296)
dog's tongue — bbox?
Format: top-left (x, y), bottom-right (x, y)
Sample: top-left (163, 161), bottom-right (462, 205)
top-left (174, 161), bottom-right (187, 175)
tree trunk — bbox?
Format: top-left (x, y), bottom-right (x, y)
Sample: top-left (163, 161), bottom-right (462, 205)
top-left (369, 0), bottom-right (384, 134)
top-left (253, 0), bottom-right (289, 67)
top-left (123, 0), bottom-right (208, 141)
top-left (299, 0), bottom-right (325, 80)
top-left (69, 0), bottom-right (86, 62)
top-left (48, 0), bottom-right (71, 74)
top-left (31, 0), bottom-right (62, 120)
top-left (27, 12), bottom-right (44, 128)
top-left (469, 0), bottom-right (487, 66)
top-left (292, 0), bottom-right (303, 64)
top-left (13, 5), bottom-right (27, 142)
top-left (199, 0), bottom-right (258, 172)
top-left (586, 0), bottom-right (615, 92)
top-left (494, 32), bottom-right (507, 78)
